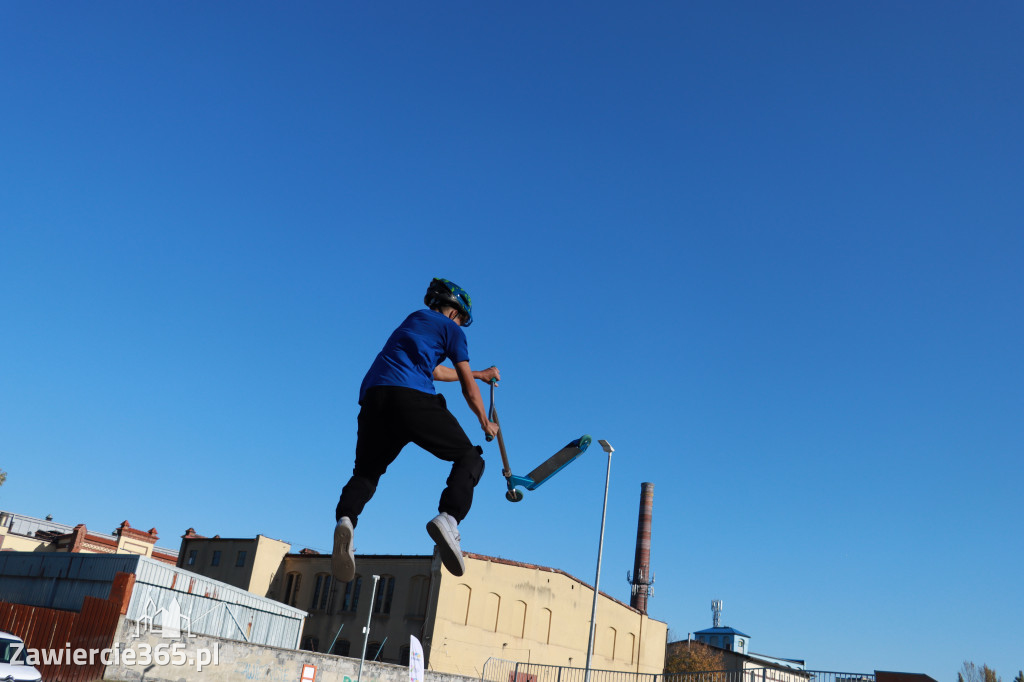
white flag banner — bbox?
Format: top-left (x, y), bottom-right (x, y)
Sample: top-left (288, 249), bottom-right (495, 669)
top-left (409, 635), bottom-right (425, 682)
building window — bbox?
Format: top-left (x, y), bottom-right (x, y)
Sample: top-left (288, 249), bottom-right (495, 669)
top-left (407, 575), bottom-right (430, 619)
top-left (342, 576), bottom-right (362, 612)
top-left (211, 550), bottom-right (221, 567)
top-left (400, 645), bottom-right (410, 666)
top-left (236, 550), bottom-right (247, 567)
top-left (373, 575), bottom-right (395, 615)
top-left (284, 572), bottom-right (302, 606)
top-left (369, 641), bottom-right (383, 661)
top-left (332, 639), bottom-right (351, 656)
top-left (311, 573), bottom-right (333, 612)
top-left (186, 550), bottom-right (197, 567)
top-left (301, 636), bottom-right (319, 652)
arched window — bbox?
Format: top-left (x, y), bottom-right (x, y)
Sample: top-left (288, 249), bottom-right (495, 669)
top-left (541, 608), bottom-right (553, 644)
top-left (503, 600), bottom-right (526, 638)
top-left (407, 575), bottom-right (430, 619)
top-left (284, 572), bottom-right (302, 607)
top-left (332, 639), bottom-right (351, 656)
top-left (373, 575), bottom-right (396, 615)
top-left (342, 575), bottom-right (362, 612)
top-left (603, 626), bottom-right (617, 659)
top-left (311, 573), bottom-right (333, 612)
top-left (482, 592), bottom-right (500, 632)
top-left (453, 584), bottom-right (471, 625)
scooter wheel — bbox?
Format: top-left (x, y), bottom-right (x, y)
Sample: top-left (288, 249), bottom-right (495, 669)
top-left (506, 490), bottom-right (524, 503)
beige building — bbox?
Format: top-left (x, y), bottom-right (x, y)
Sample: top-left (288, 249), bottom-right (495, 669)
top-left (0, 511), bottom-right (178, 564)
top-left (428, 551), bottom-right (666, 676)
top-left (175, 531), bottom-right (667, 677)
top-left (178, 528), bottom-right (291, 596)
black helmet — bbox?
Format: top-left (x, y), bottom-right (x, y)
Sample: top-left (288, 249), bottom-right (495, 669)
top-left (424, 278), bottom-right (473, 327)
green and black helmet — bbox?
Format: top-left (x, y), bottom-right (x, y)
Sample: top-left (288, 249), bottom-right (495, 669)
top-left (424, 278), bottom-right (473, 327)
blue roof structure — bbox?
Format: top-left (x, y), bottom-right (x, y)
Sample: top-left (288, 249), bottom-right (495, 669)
top-left (695, 626), bottom-right (751, 638)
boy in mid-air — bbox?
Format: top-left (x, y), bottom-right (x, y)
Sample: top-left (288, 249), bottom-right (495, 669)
top-left (333, 278), bottom-right (500, 581)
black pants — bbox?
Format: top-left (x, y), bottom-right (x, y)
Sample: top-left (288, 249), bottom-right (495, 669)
top-left (336, 386), bottom-right (485, 527)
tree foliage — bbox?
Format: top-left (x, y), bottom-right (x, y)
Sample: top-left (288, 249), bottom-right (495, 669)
top-left (961, 662), bottom-right (1002, 682)
top-left (666, 641), bottom-right (726, 674)
top-left (0, 469), bottom-right (6, 486)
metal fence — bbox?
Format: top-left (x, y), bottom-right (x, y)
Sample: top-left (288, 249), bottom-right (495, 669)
top-left (665, 671), bottom-right (875, 682)
top-left (483, 659), bottom-right (874, 682)
top-left (482, 657), bottom-right (661, 682)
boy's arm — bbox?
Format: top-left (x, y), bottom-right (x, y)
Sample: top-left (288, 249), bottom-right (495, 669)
top-left (433, 364), bottom-right (501, 384)
top-left (454, 361), bottom-right (500, 439)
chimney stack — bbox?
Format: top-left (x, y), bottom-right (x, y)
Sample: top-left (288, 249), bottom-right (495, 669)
top-left (629, 482), bottom-right (655, 613)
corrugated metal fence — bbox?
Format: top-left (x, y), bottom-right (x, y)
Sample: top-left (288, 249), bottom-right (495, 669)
top-left (0, 551), bottom-right (139, 610)
top-left (0, 592), bottom-right (122, 682)
top-left (128, 555), bottom-right (306, 649)
top-left (0, 552), bottom-right (306, 649)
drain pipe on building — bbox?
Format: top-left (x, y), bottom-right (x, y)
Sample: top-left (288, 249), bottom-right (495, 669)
top-left (358, 574), bottom-right (381, 682)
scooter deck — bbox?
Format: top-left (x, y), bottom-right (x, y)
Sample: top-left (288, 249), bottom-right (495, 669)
top-left (509, 435), bottom-right (592, 491)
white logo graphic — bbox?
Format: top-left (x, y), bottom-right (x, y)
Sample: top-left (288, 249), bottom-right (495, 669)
top-left (134, 597), bottom-right (194, 639)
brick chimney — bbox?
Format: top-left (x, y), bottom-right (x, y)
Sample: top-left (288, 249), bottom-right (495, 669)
top-left (629, 482), bottom-right (655, 613)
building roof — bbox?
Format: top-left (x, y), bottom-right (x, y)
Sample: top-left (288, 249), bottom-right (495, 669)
top-left (695, 626), bottom-right (752, 638)
top-left (748, 652), bottom-right (806, 670)
top-left (279, 548), bottom-right (667, 621)
top-left (3, 511), bottom-right (74, 537)
top-left (1, 510), bottom-right (179, 558)
top-left (464, 551), bottom-right (662, 619)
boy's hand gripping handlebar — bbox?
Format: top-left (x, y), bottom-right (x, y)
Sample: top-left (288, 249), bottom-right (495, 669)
top-left (487, 378), bottom-right (512, 479)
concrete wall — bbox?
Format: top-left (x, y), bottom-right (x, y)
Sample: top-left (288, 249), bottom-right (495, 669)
top-left (103, 617), bottom-right (479, 682)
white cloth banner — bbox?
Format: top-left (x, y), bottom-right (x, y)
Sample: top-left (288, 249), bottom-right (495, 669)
top-left (409, 635), bottom-right (425, 682)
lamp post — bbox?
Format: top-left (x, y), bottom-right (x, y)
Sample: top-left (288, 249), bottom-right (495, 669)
top-left (357, 574), bottom-right (381, 682)
top-left (584, 440), bottom-right (614, 682)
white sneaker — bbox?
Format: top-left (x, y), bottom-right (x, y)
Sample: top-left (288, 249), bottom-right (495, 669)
top-left (332, 517), bottom-right (356, 582)
top-left (427, 512), bottom-right (466, 576)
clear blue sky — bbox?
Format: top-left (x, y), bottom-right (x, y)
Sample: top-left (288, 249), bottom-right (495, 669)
top-left (2, 2), bottom-right (1021, 680)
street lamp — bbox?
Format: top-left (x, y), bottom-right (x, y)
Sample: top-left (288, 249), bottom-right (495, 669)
top-left (584, 439), bottom-right (614, 682)
top-left (357, 574), bottom-right (381, 682)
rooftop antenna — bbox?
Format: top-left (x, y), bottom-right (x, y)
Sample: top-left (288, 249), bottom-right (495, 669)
top-left (712, 600), bottom-right (723, 628)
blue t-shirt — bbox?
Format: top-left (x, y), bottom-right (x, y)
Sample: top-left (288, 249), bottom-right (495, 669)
top-left (359, 309), bottom-right (470, 403)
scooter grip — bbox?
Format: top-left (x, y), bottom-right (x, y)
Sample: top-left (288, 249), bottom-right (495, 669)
top-left (486, 374), bottom-right (498, 442)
